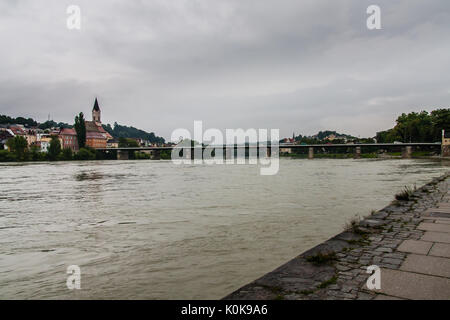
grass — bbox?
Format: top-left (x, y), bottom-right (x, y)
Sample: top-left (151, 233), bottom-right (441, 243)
top-left (346, 238), bottom-right (371, 246)
top-left (317, 276), bottom-right (338, 289)
top-left (395, 186), bottom-right (415, 201)
top-left (306, 252), bottom-right (337, 265)
top-left (344, 215), bottom-right (369, 235)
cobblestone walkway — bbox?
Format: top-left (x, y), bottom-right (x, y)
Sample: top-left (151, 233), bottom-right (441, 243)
top-left (224, 173), bottom-right (450, 300)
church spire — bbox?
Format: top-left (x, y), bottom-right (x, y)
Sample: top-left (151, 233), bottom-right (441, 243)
top-left (92, 97), bottom-right (101, 123)
top-left (93, 97), bottom-right (100, 111)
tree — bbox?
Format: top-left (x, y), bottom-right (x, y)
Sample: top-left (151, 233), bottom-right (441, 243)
top-left (74, 112), bottom-right (86, 149)
top-left (431, 109), bottom-right (450, 141)
top-left (6, 136), bottom-right (28, 160)
top-left (74, 148), bottom-right (96, 160)
top-left (118, 137), bottom-right (139, 147)
top-left (48, 136), bottom-right (62, 161)
top-left (61, 148), bottom-right (73, 160)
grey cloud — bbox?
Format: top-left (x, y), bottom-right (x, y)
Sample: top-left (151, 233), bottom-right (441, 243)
top-left (0, 0), bottom-right (449, 139)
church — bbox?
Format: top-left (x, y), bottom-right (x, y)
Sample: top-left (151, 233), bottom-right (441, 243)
top-left (85, 98), bottom-right (113, 149)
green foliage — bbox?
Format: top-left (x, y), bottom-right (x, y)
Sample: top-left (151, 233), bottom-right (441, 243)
top-left (6, 136), bottom-right (28, 160)
top-left (118, 137), bottom-right (139, 148)
top-left (74, 112), bottom-right (86, 149)
top-left (134, 151), bottom-right (151, 159)
top-left (48, 136), bottom-right (62, 161)
top-left (0, 149), bottom-right (17, 162)
top-left (74, 148), bottom-right (96, 160)
top-left (61, 148), bottom-right (73, 161)
top-left (376, 108), bottom-right (450, 143)
top-left (395, 186), bottom-right (415, 201)
top-left (290, 131), bottom-right (357, 144)
top-left (104, 122), bottom-right (165, 144)
top-left (317, 276), bottom-right (338, 289)
top-left (0, 115), bottom-right (37, 127)
top-left (38, 120), bottom-right (72, 130)
top-left (160, 150), bottom-right (172, 160)
top-left (29, 145), bottom-right (48, 161)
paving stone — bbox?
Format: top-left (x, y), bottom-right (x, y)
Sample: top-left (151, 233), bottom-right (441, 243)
top-left (373, 268), bottom-right (450, 300)
top-left (397, 239), bottom-right (433, 255)
top-left (421, 231), bottom-right (450, 244)
top-left (429, 243), bottom-right (450, 258)
top-left (417, 222), bottom-right (450, 233)
top-left (375, 247), bottom-right (393, 253)
top-left (383, 252), bottom-right (406, 259)
top-left (400, 254), bottom-right (450, 278)
top-left (382, 257), bottom-right (403, 265)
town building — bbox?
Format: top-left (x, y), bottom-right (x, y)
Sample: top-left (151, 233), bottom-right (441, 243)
top-left (85, 98), bottom-right (112, 149)
top-left (0, 130), bottom-right (14, 150)
top-left (25, 129), bottom-right (37, 146)
top-left (39, 135), bottom-right (52, 153)
top-left (59, 128), bottom-right (79, 152)
top-left (107, 138), bottom-right (119, 148)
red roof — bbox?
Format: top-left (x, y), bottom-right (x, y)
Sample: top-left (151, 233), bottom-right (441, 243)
top-left (9, 126), bottom-right (26, 135)
top-left (59, 128), bottom-right (77, 136)
top-left (86, 131), bottom-right (106, 139)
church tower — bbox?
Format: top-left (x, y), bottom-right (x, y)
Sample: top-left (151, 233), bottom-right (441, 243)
top-left (92, 98), bottom-right (101, 124)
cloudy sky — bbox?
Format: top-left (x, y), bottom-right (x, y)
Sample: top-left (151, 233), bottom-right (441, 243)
top-left (0, 0), bottom-right (449, 140)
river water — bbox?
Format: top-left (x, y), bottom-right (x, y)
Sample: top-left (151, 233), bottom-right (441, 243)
top-left (0, 158), bottom-right (448, 299)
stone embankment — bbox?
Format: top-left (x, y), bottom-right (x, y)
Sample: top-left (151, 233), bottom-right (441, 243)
top-left (224, 172), bottom-right (450, 300)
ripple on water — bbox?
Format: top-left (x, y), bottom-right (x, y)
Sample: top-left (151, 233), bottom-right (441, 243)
top-left (0, 159), bottom-right (448, 299)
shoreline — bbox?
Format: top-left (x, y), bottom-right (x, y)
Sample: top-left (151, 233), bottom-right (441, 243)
top-left (224, 172), bottom-right (450, 300)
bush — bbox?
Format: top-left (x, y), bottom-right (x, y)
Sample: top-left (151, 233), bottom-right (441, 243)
top-left (134, 151), bottom-right (151, 159)
top-left (395, 186), bottom-right (415, 201)
top-left (48, 136), bottom-right (62, 161)
top-left (61, 148), bottom-right (73, 161)
top-left (74, 148), bottom-right (96, 160)
top-left (6, 136), bottom-right (28, 161)
top-left (0, 149), bottom-right (17, 162)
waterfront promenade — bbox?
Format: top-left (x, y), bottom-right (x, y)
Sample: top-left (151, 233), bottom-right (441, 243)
top-left (225, 172), bottom-right (450, 300)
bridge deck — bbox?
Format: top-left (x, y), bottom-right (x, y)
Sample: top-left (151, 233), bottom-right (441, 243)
top-left (96, 143), bottom-right (441, 151)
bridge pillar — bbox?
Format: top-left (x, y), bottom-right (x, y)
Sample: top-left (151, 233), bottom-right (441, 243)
top-left (354, 146), bottom-right (361, 159)
top-left (184, 148), bottom-right (191, 160)
top-left (152, 150), bottom-right (160, 160)
top-left (224, 147), bottom-right (233, 160)
top-left (308, 147), bottom-right (314, 159)
top-left (443, 130), bottom-right (450, 157)
top-left (402, 146), bottom-right (412, 159)
top-left (117, 150), bottom-right (129, 160)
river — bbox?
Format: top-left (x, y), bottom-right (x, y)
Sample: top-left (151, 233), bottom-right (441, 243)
top-left (0, 158), bottom-right (448, 299)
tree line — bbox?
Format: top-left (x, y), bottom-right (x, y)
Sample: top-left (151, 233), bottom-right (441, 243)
top-left (376, 109), bottom-right (450, 143)
top-left (0, 113), bottom-right (166, 144)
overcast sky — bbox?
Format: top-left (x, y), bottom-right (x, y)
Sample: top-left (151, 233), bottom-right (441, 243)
top-left (0, 0), bottom-right (449, 140)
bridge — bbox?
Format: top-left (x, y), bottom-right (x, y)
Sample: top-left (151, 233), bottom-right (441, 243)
top-left (95, 142), bottom-right (442, 160)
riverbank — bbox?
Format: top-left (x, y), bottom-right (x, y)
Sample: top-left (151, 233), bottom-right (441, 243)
top-left (224, 172), bottom-right (450, 300)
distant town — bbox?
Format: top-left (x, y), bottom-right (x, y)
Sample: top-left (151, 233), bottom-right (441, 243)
top-left (0, 101), bottom-right (449, 162)
top-left (0, 99), bottom-right (174, 161)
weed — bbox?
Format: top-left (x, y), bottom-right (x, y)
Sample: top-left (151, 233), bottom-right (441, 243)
top-left (317, 276), bottom-right (338, 289)
top-left (306, 252), bottom-right (337, 265)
